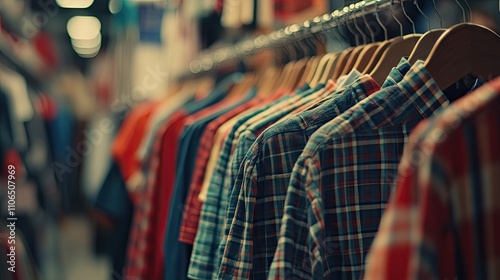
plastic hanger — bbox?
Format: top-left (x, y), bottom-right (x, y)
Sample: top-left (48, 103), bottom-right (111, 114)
top-left (424, 23), bottom-right (500, 91)
top-left (408, 0), bottom-right (446, 64)
top-left (370, 0), bottom-right (421, 85)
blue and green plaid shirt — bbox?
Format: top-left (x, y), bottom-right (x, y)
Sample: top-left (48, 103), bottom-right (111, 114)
top-left (218, 59), bottom-right (412, 280)
top-left (268, 61), bottom-right (452, 280)
top-left (188, 84), bottom-right (323, 279)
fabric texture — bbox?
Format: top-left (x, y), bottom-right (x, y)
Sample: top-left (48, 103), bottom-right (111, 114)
top-left (187, 89), bottom-right (299, 280)
top-left (164, 89), bottom-right (254, 280)
top-left (267, 61), bottom-right (451, 280)
top-left (219, 58), bottom-right (411, 280)
top-left (364, 77), bottom-right (500, 280)
top-left (179, 87), bottom-right (258, 244)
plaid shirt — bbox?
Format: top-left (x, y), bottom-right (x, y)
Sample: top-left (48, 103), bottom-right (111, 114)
top-left (188, 91), bottom-right (295, 279)
top-left (364, 77), bottom-right (500, 280)
top-left (215, 83), bottom-right (335, 274)
top-left (267, 61), bottom-right (451, 280)
top-left (179, 89), bottom-right (259, 244)
top-left (189, 85), bottom-right (324, 279)
top-left (218, 60), bottom-right (410, 280)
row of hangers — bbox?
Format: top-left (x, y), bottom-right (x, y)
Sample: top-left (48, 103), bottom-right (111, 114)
top-left (175, 0), bottom-right (500, 102)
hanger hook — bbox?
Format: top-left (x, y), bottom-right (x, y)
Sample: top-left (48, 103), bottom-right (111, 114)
top-left (390, 0), bottom-right (404, 36)
top-left (352, 3), bottom-right (368, 45)
top-left (414, 0), bottom-right (430, 31)
top-left (303, 20), bottom-right (319, 56)
top-left (362, 1), bottom-right (375, 43)
top-left (463, 0), bottom-right (471, 22)
top-left (375, 0), bottom-right (388, 40)
top-left (333, 10), bottom-right (348, 49)
top-left (431, 0), bottom-right (442, 28)
top-left (343, 6), bottom-right (359, 46)
top-left (324, 12), bottom-right (344, 51)
top-left (455, 0), bottom-right (467, 23)
top-left (401, 0), bottom-right (416, 34)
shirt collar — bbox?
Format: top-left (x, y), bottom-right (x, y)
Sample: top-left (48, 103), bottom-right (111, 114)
top-left (381, 57), bottom-right (412, 88)
top-left (330, 75), bottom-right (381, 116)
top-left (397, 60), bottom-right (450, 119)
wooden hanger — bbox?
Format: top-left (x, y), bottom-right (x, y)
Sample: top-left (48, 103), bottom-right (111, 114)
top-left (226, 73), bottom-right (255, 99)
top-left (361, 0), bottom-right (392, 74)
top-left (350, 2), bottom-right (382, 74)
top-left (319, 53), bottom-right (340, 84)
top-left (338, 45), bottom-right (364, 76)
top-left (299, 56), bottom-right (318, 86)
top-left (309, 54), bottom-right (333, 88)
top-left (331, 47), bottom-right (354, 80)
top-left (362, 38), bottom-right (392, 74)
top-left (283, 60), bottom-right (306, 90)
top-left (289, 58), bottom-right (309, 90)
top-left (408, 0), bottom-right (446, 64)
top-left (369, 34), bottom-right (421, 85)
top-left (370, 0), bottom-right (424, 85)
top-left (352, 42), bottom-right (380, 72)
top-left (424, 23), bottom-right (500, 91)
top-left (274, 62), bottom-right (293, 91)
top-left (257, 66), bottom-right (278, 96)
top-left (408, 29), bottom-right (446, 64)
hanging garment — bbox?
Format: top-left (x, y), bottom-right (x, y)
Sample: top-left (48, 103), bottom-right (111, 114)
top-left (364, 77), bottom-right (500, 280)
top-left (218, 59), bottom-right (411, 280)
top-left (263, 61), bottom-right (479, 280)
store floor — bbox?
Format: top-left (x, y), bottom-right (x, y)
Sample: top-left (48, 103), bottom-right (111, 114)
top-left (41, 215), bottom-right (110, 280)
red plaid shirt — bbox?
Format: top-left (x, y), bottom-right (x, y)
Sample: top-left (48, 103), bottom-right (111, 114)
top-left (365, 77), bottom-right (500, 280)
top-left (178, 97), bottom-right (261, 244)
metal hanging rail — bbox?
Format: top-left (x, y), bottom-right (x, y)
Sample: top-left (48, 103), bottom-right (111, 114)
top-left (178, 0), bottom-right (399, 79)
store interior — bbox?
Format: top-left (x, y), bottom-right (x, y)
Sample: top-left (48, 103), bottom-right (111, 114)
top-left (1, 0), bottom-right (500, 279)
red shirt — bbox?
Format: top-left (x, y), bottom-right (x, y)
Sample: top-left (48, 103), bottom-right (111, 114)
top-left (178, 97), bottom-right (260, 244)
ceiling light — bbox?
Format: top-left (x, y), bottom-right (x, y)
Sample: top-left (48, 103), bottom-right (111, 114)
top-left (56, 0), bottom-right (94, 8)
top-left (71, 33), bottom-right (102, 49)
top-left (67, 16), bottom-right (101, 40)
top-left (109, 0), bottom-right (122, 14)
top-left (72, 43), bottom-right (101, 58)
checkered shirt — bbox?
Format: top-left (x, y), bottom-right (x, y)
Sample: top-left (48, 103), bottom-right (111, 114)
top-left (364, 77), bottom-right (500, 280)
top-left (179, 92), bottom-right (260, 245)
top-left (189, 85), bottom-right (327, 279)
top-left (218, 59), bottom-right (411, 280)
top-left (188, 93), bottom-right (294, 279)
top-left (267, 61), bottom-right (450, 280)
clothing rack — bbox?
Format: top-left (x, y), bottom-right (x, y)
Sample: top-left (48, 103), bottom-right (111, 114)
top-left (178, 0), bottom-right (399, 80)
